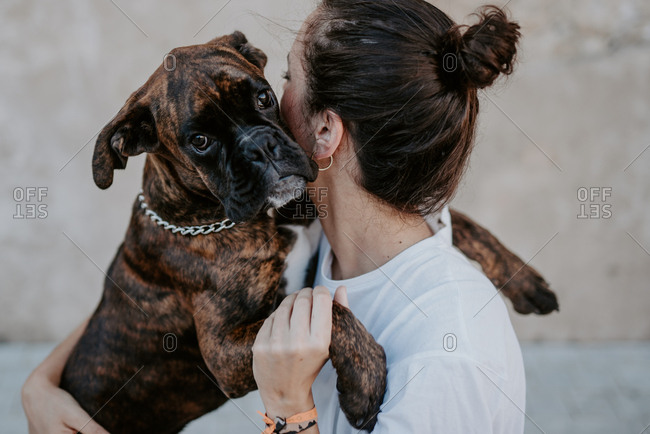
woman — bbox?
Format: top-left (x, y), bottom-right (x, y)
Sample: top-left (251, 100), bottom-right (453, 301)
top-left (23, 1), bottom-right (524, 433)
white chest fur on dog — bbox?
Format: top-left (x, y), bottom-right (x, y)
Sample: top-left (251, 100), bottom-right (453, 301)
top-left (280, 219), bottom-right (324, 294)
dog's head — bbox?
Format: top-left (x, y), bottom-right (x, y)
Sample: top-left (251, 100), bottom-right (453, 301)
top-left (92, 31), bottom-right (318, 223)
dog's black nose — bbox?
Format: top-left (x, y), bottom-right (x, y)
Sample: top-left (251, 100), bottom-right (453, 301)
top-left (241, 131), bottom-right (280, 163)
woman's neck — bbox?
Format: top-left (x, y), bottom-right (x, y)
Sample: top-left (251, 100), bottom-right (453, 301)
top-left (311, 176), bottom-right (433, 281)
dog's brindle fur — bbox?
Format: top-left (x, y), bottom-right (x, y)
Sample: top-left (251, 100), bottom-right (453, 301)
top-left (60, 32), bottom-right (557, 433)
top-left (61, 32), bottom-right (386, 433)
top-left (451, 209), bottom-right (558, 314)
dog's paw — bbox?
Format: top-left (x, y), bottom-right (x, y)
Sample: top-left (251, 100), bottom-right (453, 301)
top-left (336, 365), bottom-right (386, 432)
top-left (501, 264), bottom-right (559, 315)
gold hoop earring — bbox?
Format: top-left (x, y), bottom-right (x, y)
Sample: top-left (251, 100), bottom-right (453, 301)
top-left (318, 155), bottom-right (334, 171)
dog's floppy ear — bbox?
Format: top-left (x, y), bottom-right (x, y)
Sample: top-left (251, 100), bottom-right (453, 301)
top-left (209, 31), bottom-right (268, 70)
top-left (92, 92), bottom-right (158, 189)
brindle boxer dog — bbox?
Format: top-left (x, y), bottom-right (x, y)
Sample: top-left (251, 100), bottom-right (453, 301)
top-left (60, 31), bottom-right (557, 434)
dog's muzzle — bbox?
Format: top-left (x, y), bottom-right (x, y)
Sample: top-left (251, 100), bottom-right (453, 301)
top-left (266, 175), bottom-right (306, 209)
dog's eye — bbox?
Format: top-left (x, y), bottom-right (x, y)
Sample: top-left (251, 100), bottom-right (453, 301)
top-left (190, 134), bottom-right (210, 151)
top-left (257, 90), bottom-right (274, 109)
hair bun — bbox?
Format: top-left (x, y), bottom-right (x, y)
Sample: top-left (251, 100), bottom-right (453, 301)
top-left (438, 5), bottom-right (521, 90)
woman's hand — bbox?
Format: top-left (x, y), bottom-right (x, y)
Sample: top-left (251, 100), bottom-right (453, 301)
top-left (21, 317), bottom-right (109, 434)
top-left (252, 285), bottom-right (349, 419)
top-left (22, 372), bottom-right (109, 434)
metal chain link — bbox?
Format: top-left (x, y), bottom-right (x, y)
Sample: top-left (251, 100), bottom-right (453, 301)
top-left (137, 192), bottom-right (235, 236)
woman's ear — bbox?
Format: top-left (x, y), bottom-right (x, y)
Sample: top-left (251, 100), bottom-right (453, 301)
top-left (312, 109), bottom-right (344, 160)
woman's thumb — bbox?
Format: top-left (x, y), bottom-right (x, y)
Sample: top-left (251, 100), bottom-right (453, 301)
top-left (70, 406), bottom-right (111, 434)
top-left (334, 286), bottom-right (349, 308)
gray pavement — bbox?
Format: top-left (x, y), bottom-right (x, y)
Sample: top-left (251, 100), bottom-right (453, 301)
top-left (1, 342), bottom-right (648, 433)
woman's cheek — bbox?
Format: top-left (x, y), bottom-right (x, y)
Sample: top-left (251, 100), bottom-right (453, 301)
top-left (281, 91), bottom-right (310, 153)
top-left (280, 91), bottom-right (292, 129)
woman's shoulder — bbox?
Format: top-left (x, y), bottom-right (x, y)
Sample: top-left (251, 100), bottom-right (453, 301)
top-left (355, 243), bottom-right (521, 378)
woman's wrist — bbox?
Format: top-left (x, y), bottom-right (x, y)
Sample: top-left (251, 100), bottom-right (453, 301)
top-left (32, 317), bottom-right (89, 386)
top-left (262, 389), bottom-right (315, 420)
top-left (27, 349), bottom-right (67, 390)
top-left (33, 357), bottom-right (63, 385)
top-left (21, 368), bottom-right (57, 412)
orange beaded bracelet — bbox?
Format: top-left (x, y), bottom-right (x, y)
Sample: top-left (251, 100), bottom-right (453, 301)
top-left (258, 407), bottom-right (318, 434)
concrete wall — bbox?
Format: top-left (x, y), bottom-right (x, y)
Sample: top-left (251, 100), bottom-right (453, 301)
top-left (1, 0), bottom-right (649, 342)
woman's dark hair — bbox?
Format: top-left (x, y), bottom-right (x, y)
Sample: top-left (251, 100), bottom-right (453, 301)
top-left (302, 0), bottom-right (521, 215)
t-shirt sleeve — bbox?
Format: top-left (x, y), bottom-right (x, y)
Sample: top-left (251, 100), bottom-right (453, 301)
top-left (368, 355), bottom-right (500, 434)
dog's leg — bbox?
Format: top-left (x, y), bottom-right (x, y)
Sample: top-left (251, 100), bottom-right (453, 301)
top-left (192, 294), bottom-right (386, 432)
top-left (330, 302), bottom-right (386, 432)
top-left (449, 209), bottom-right (559, 314)
top-left (192, 296), bottom-right (264, 398)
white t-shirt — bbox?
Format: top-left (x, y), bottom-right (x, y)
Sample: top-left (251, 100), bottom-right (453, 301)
top-left (308, 206), bottom-right (526, 433)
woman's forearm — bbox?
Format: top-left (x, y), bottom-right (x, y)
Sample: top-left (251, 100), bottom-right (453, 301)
top-left (22, 316), bottom-right (112, 434)
top-left (31, 316), bottom-right (89, 385)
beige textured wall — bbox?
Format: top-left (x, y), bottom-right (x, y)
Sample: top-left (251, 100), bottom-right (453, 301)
top-left (1, 0), bottom-right (649, 342)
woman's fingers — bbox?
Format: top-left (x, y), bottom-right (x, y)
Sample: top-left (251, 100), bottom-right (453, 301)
top-left (333, 285), bottom-right (349, 308)
top-left (22, 375), bottom-right (110, 434)
top-left (310, 286), bottom-right (333, 341)
top-left (68, 409), bottom-right (110, 434)
top-left (290, 287), bottom-right (314, 335)
top-left (270, 292), bottom-right (298, 340)
top-left (255, 312), bottom-right (274, 343)
top-left (60, 389), bottom-right (108, 434)
top-left (258, 287), bottom-right (336, 351)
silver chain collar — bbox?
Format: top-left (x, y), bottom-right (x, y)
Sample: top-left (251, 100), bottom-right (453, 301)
top-left (137, 192), bottom-right (235, 236)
